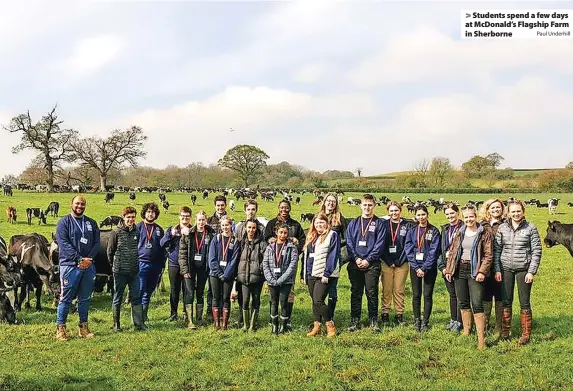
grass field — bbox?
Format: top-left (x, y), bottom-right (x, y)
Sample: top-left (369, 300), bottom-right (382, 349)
top-left (1, 191), bottom-right (573, 390)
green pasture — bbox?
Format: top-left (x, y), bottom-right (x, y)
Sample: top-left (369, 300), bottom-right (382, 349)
top-left (1, 191), bottom-right (573, 390)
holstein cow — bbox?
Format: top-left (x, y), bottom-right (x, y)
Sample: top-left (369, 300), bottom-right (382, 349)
top-left (3, 185), bottom-right (13, 196)
top-left (129, 192), bottom-right (136, 202)
top-left (105, 192), bottom-right (115, 203)
top-left (6, 206), bottom-right (16, 224)
top-left (26, 208), bottom-right (47, 225)
top-left (0, 241), bottom-right (23, 323)
top-left (99, 215), bottom-right (124, 229)
top-left (229, 200), bottom-right (235, 211)
top-left (159, 193), bottom-right (166, 203)
top-left (300, 213), bottom-right (315, 223)
top-left (45, 201), bottom-right (60, 217)
top-left (295, 196), bottom-right (301, 205)
top-left (544, 220), bottom-right (573, 258)
top-left (548, 198), bottom-right (560, 215)
top-left (190, 194), bottom-right (197, 205)
top-left (162, 200), bottom-right (170, 212)
top-left (9, 233), bottom-right (59, 311)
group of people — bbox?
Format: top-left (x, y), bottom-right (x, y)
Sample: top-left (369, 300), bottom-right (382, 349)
top-left (53, 193), bottom-right (543, 349)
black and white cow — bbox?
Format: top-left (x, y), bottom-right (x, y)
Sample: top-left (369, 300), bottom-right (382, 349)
top-left (45, 201), bottom-right (59, 217)
top-left (162, 201), bottom-right (170, 212)
top-left (548, 198), bottom-right (560, 215)
top-left (99, 215), bottom-right (124, 229)
top-left (159, 193), bottom-right (166, 203)
top-left (26, 208), bottom-right (47, 225)
top-left (3, 185), bottom-right (13, 196)
top-left (300, 213), bottom-right (315, 223)
top-left (190, 194), bottom-right (197, 205)
top-left (295, 196), bottom-right (301, 205)
top-left (105, 192), bottom-right (115, 203)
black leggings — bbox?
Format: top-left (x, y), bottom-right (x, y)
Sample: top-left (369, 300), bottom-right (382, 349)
top-left (443, 274), bottom-right (460, 321)
top-left (454, 263), bottom-right (485, 313)
top-left (168, 266), bottom-right (184, 313)
top-left (410, 268), bottom-right (437, 321)
top-left (183, 269), bottom-right (208, 305)
top-left (269, 284), bottom-right (291, 318)
top-left (241, 282), bottom-right (263, 311)
top-left (501, 269), bottom-right (532, 310)
top-left (483, 273), bottom-right (502, 301)
top-left (308, 277), bottom-right (336, 322)
top-left (210, 277), bottom-right (233, 309)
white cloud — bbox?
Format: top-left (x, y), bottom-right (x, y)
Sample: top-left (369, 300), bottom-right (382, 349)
top-left (292, 64), bottom-right (335, 84)
top-left (58, 35), bottom-right (123, 78)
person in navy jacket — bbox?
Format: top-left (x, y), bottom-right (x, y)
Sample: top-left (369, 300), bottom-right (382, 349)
top-left (208, 215), bottom-right (240, 330)
top-left (55, 195), bottom-right (101, 341)
top-left (346, 194), bottom-right (386, 332)
top-left (405, 204), bottom-right (441, 332)
top-left (136, 202), bottom-right (166, 324)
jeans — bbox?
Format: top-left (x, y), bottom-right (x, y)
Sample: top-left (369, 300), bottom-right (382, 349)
top-left (410, 267), bottom-right (437, 321)
top-left (113, 273), bottom-right (141, 307)
top-left (241, 282), bottom-right (263, 311)
top-left (308, 277), bottom-right (336, 322)
top-left (453, 262), bottom-right (484, 313)
top-left (183, 269), bottom-right (208, 305)
top-left (210, 277), bottom-right (233, 309)
top-left (269, 284), bottom-right (291, 318)
top-left (139, 261), bottom-right (163, 306)
top-left (56, 264), bottom-right (96, 325)
top-left (501, 269), bottom-right (532, 310)
top-left (348, 263), bottom-right (381, 319)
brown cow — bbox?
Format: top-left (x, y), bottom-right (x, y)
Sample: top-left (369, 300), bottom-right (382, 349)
top-left (6, 206), bottom-right (16, 224)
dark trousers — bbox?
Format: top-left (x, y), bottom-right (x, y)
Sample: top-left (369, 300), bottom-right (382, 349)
top-left (269, 284), bottom-right (291, 317)
top-left (483, 273), bottom-right (502, 301)
top-left (183, 269), bottom-right (208, 305)
top-left (207, 272), bottom-right (213, 309)
top-left (348, 263), bottom-right (381, 319)
top-left (501, 269), bottom-right (532, 310)
top-left (410, 267), bottom-right (437, 321)
top-left (308, 277), bottom-right (336, 322)
top-left (453, 262), bottom-right (485, 313)
top-left (139, 262), bottom-right (162, 306)
top-left (236, 281), bottom-right (243, 310)
top-left (241, 282), bottom-right (263, 311)
top-left (443, 274), bottom-right (461, 321)
top-left (113, 273), bottom-right (141, 307)
top-left (327, 277), bottom-right (339, 320)
top-left (168, 266), bottom-right (184, 314)
top-left (210, 277), bottom-right (233, 309)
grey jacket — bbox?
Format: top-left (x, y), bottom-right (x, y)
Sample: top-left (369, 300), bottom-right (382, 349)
top-left (107, 225), bottom-right (140, 276)
top-left (494, 219), bottom-right (542, 274)
top-left (262, 238), bottom-right (298, 286)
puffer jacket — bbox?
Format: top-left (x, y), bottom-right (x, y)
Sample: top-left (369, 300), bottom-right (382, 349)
top-left (107, 225), bottom-right (140, 276)
top-left (445, 224), bottom-right (493, 279)
top-left (178, 225), bottom-right (216, 275)
top-left (262, 238), bottom-right (298, 286)
top-left (494, 219), bottom-right (542, 274)
top-left (236, 229), bottom-right (267, 285)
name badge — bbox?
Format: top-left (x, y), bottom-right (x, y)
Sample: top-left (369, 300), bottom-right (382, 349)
top-left (80, 237), bottom-right (88, 244)
top-left (445, 251), bottom-right (450, 258)
top-left (389, 246), bottom-right (397, 254)
top-left (368, 225), bottom-right (376, 232)
top-left (86, 225), bottom-right (92, 232)
top-left (220, 261), bottom-right (227, 267)
top-left (309, 253), bottom-right (315, 259)
top-left (425, 233), bottom-right (432, 241)
top-left (145, 243), bottom-right (152, 249)
top-left (358, 240), bottom-right (367, 247)
top-left (194, 254), bottom-right (202, 261)
top-left (415, 252), bottom-right (424, 261)
top-left (273, 268), bottom-right (281, 274)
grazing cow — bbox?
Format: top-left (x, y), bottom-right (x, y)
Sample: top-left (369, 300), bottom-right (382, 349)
top-left (99, 215), bottom-right (124, 229)
top-left (567, 202), bottom-right (573, 208)
top-left (548, 198), bottom-right (560, 215)
top-left (3, 185), bottom-right (13, 196)
top-left (300, 213), bottom-right (315, 223)
top-left (312, 196), bottom-right (323, 206)
top-left (129, 192), bottom-right (136, 202)
top-left (190, 194), bottom-right (197, 205)
top-left (45, 201), bottom-right (59, 217)
top-left (402, 195), bottom-right (413, 204)
top-left (347, 197), bottom-right (360, 206)
top-left (0, 290), bottom-right (16, 324)
top-left (202, 190), bottom-right (209, 200)
top-left (0, 236), bottom-right (23, 288)
top-left (534, 200), bottom-right (549, 208)
top-left (159, 193), bottom-right (166, 203)
top-left (6, 206), bottom-right (16, 224)
top-left (162, 200), bottom-right (170, 212)
top-left (545, 220), bottom-right (573, 258)
top-left (229, 200), bottom-right (235, 211)
top-left (295, 196), bottom-right (301, 205)
top-left (26, 208), bottom-right (47, 225)
top-left (105, 192), bottom-right (115, 203)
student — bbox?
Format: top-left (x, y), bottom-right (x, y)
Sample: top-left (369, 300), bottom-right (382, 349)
top-left (303, 212), bottom-right (340, 338)
top-left (263, 222), bottom-right (298, 335)
top-left (208, 216), bottom-right (240, 330)
top-left (404, 205), bottom-right (441, 332)
top-left (179, 210), bottom-right (216, 329)
top-left (494, 200), bottom-right (542, 345)
top-left (346, 194), bottom-right (385, 332)
top-left (444, 204), bottom-right (493, 349)
top-left (107, 207), bottom-right (147, 332)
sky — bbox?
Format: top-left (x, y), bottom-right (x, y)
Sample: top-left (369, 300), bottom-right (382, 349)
top-left (1, 0), bottom-right (572, 178)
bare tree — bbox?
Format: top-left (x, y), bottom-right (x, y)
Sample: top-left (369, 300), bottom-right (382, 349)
top-left (70, 126), bottom-right (147, 191)
top-left (3, 106), bottom-right (77, 192)
top-left (356, 167), bottom-right (363, 178)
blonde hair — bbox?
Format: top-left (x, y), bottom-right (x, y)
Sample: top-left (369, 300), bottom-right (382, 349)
top-left (304, 212), bottom-right (331, 250)
top-left (196, 210), bottom-right (208, 219)
top-left (319, 192), bottom-right (341, 227)
top-left (479, 198), bottom-right (506, 222)
top-left (386, 201), bottom-right (402, 211)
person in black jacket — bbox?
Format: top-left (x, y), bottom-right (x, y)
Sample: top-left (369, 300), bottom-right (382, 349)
top-left (107, 207), bottom-right (146, 332)
top-left (237, 218), bottom-right (267, 332)
top-left (264, 200), bottom-right (305, 331)
top-left (179, 210), bottom-right (216, 329)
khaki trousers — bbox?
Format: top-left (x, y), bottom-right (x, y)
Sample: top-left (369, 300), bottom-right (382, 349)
top-left (381, 263), bottom-right (409, 315)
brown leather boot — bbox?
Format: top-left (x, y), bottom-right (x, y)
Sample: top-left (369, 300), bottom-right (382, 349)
top-left (474, 313), bottom-right (486, 350)
top-left (222, 308), bottom-right (230, 330)
top-left (78, 322), bottom-right (95, 339)
top-left (326, 321), bottom-right (337, 338)
top-left (212, 307), bottom-right (220, 330)
top-left (307, 321), bottom-right (321, 337)
top-left (518, 309), bottom-right (532, 345)
top-left (461, 309), bottom-right (473, 336)
top-left (55, 324), bottom-right (68, 341)
top-left (500, 307), bottom-right (512, 341)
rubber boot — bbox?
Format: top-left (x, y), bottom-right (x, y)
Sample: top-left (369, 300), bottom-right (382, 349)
top-left (132, 305), bottom-right (148, 331)
top-left (185, 304), bottom-right (197, 330)
top-left (196, 304), bottom-right (204, 323)
top-left (413, 317), bottom-right (421, 332)
top-left (307, 321), bottom-right (321, 337)
top-left (142, 304), bottom-right (149, 323)
top-left (113, 305), bottom-right (123, 332)
top-left (518, 309), bottom-right (532, 345)
top-left (242, 309), bottom-right (250, 332)
top-left (326, 321), bottom-right (337, 338)
top-left (271, 315), bottom-right (279, 335)
top-left (55, 324), bottom-right (68, 341)
top-left (78, 322), bottom-right (95, 338)
top-left (494, 301), bottom-right (503, 334)
top-left (278, 316), bottom-right (289, 334)
top-left (500, 307), bottom-right (512, 341)
top-left (222, 308), bottom-right (230, 330)
top-left (212, 307), bottom-right (220, 330)
top-left (249, 309), bottom-right (259, 332)
top-left (474, 312), bottom-right (486, 350)
top-left (483, 301), bottom-right (493, 330)
top-left (461, 309), bottom-right (473, 336)
top-left (347, 317), bottom-right (360, 332)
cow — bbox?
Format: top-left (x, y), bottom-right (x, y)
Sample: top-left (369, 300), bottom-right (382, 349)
top-left (159, 193), bottom-right (166, 202)
top-left (45, 201), bottom-right (60, 217)
top-left (379, 196), bottom-right (390, 205)
top-left (162, 201), bottom-right (170, 212)
top-left (312, 196), bottom-right (324, 206)
top-left (347, 197), bottom-right (360, 206)
top-left (105, 192), bottom-right (115, 203)
top-left (568, 202), bottom-right (573, 208)
top-left (129, 192), bottom-right (136, 202)
top-left (190, 194), bottom-right (197, 205)
top-left (548, 198), bottom-right (560, 215)
top-left (99, 215), bottom-right (124, 229)
top-left (301, 213), bottom-right (315, 223)
top-left (3, 185), bottom-right (13, 196)
top-left (295, 196), bottom-right (301, 205)
top-left (229, 200), bottom-right (235, 211)
top-left (545, 220), bottom-right (573, 258)
top-left (6, 206), bottom-right (16, 224)
top-left (0, 236), bottom-right (23, 288)
top-left (26, 208), bottom-right (47, 225)
top-left (202, 190), bottom-right (209, 200)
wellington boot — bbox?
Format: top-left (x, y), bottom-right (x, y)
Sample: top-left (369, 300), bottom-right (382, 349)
top-left (222, 308), bottom-right (230, 330)
top-left (518, 309), bottom-right (532, 346)
top-left (55, 324), bottom-right (68, 341)
top-left (212, 307), bottom-right (220, 330)
top-left (142, 304), bottom-right (149, 322)
top-left (271, 315), bottom-right (279, 335)
top-left (461, 309), bottom-right (473, 336)
top-left (196, 304), bottom-right (204, 323)
top-left (78, 322), bottom-right (95, 338)
top-left (278, 316), bottom-right (289, 334)
top-left (500, 307), bottom-right (512, 341)
top-left (185, 304), bottom-right (197, 330)
top-left (242, 310), bottom-right (250, 332)
top-left (474, 312), bottom-right (486, 350)
top-left (326, 321), bottom-right (337, 338)
top-left (248, 310), bottom-right (259, 332)
top-left (483, 301), bottom-right (493, 330)
top-left (113, 305), bottom-right (123, 332)
top-left (132, 305), bottom-right (148, 331)
top-left (307, 321), bottom-right (321, 337)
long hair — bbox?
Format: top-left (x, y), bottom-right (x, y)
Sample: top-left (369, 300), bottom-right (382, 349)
top-left (319, 192), bottom-right (341, 227)
top-left (479, 198), bottom-right (506, 222)
top-left (304, 212), bottom-right (331, 250)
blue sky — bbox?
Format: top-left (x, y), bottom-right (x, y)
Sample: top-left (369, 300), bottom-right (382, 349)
top-left (1, 0), bottom-right (572, 178)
